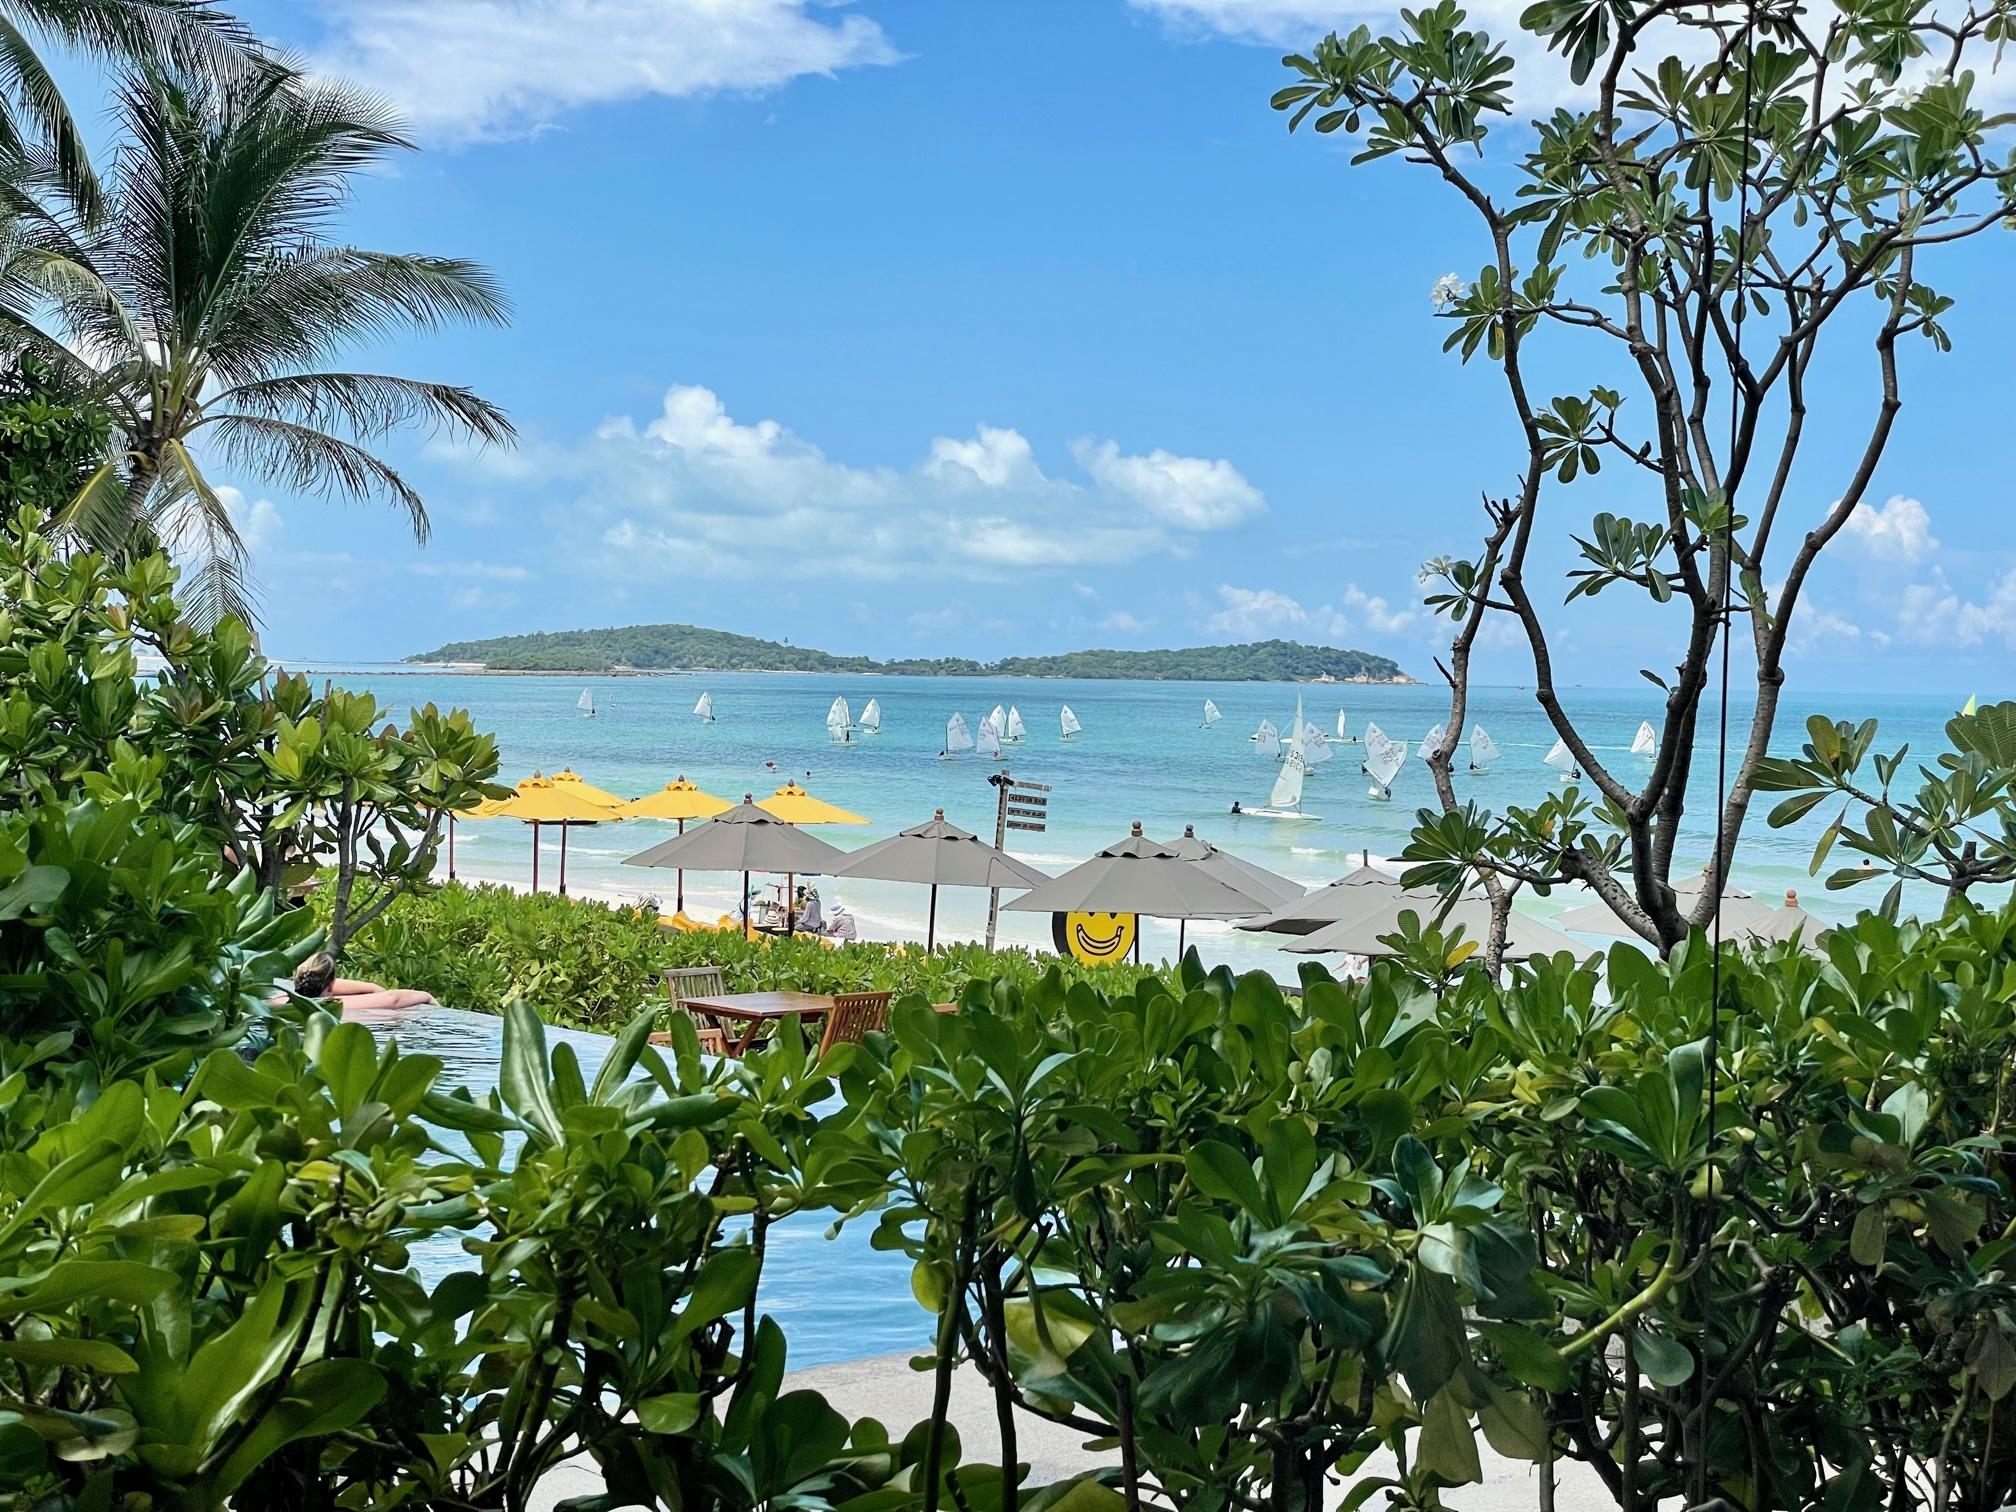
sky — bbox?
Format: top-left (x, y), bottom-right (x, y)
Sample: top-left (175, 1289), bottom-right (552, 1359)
top-left (131, 1), bottom-right (2016, 690)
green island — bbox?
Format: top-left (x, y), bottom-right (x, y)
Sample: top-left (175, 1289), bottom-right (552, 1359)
top-left (409, 623), bottom-right (1413, 681)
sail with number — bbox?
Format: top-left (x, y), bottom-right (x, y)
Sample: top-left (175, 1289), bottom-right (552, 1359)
top-left (1364, 728), bottom-right (1406, 797)
top-left (1291, 698), bottom-right (1333, 766)
top-left (1630, 720), bottom-right (1656, 756)
top-left (1060, 705), bottom-right (1082, 739)
top-left (945, 713), bottom-right (973, 754)
top-left (1417, 724), bottom-right (1445, 761)
top-left (1202, 699), bottom-right (1222, 728)
top-left (1266, 747), bottom-right (1308, 812)
top-left (577, 689), bottom-right (595, 717)
top-left (1544, 738), bottom-right (1579, 776)
top-left (1469, 727), bottom-right (1501, 771)
top-left (826, 697), bottom-right (853, 741)
top-left (1251, 719), bottom-right (1280, 759)
top-left (976, 718), bottom-right (1003, 760)
top-left (694, 692), bottom-right (715, 723)
top-left (860, 698), bottom-right (882, 734)
top-left (1005, 706), bottom-right (1027, 743)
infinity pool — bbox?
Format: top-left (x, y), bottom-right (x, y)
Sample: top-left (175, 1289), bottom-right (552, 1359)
top-left (352, 1003), bottom-right (921, 1369)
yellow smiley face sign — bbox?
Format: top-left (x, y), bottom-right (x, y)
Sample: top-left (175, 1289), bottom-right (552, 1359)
top-left (1053, 910), bottom-right (1137, 966)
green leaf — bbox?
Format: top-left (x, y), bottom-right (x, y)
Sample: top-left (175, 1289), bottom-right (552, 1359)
top-left (316, 1022), bottom-right (378, 1117)
top-left (1416, 1389), bottom-right (1482, 1484)
top-left (1850, 1205), bottom-right (1886, 1267)
top-left (1477, 1322), bottom-right (1572, 1391)
top-left (499, 999), bottom-right (562, 1143)
top-left (637, 1392), bottom-right (705, 1434)
top-left (0, 1261), bottom-right (175, 1318)
top-left (1631, 1329), bottom-right (1694, 1387)
top-left (1185, 1141), bottom-right (1268, 1217)
top-left (0, 1337), bottom-right (139, 1374)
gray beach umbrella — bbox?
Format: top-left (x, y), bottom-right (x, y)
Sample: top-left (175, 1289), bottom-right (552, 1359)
top-left (832, 809), bottom-right (1051, 950)
top-left (624, 797), bottom-right (848, 927)
top-left (1161, 824), bottom-right (1306, 954)
top-left (1237, 863), bottom-right (1431, 937)
top-left (1552, 866), bottom-right (1757, 936)
top-left (1003, 821), bottom-right (1274, 961)
top-left (1285, 894), bottom-right (1586, 962)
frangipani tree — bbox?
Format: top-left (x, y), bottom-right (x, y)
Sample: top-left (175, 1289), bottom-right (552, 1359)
top-left (1275, 0), bottom-right (2016, 955)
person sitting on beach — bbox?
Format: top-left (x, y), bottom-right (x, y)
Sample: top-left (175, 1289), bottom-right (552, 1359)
top-left (285, 952), bottom-right (436, 1012)
top-left (823, 902), bottom-right (858, 942)
top-left (795, 886), bottom-right (824, 935)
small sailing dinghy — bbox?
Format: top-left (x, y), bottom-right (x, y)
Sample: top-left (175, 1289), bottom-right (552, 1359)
top-left (1630, 720), bottom-right (1656, 756)
top-left (826, 696), bottom-right (855, 743)
top-left (942, 713), bottom-right (973, 759)
top-left (976, 718), bottom-right (1005, 762)
top-left (1469, 726), bottom-right (1501, 773)
top-left (693, 692), bottom-right (716, 723)
top-left (1202, 699), bottom-right (1223, 730)
top-left (1417, 724), bottom-right (1445, 761)
top-left (1240, 745), bottom-right (1321, 821)
top-left (1544, 738), bottom-right (1582, 781)
top-left (1251, 718), bottom-right (1280, 758)
top-left (859, 698), bottom-right (882, 735)
top-left (1364, 727), bottom-right (1406, 800)
top-left (1059, 705), bottom-right (1082, 741)
top-left (986, 705), bottom-right (1008, 740)
top-left (577, 689), bottom-right (595, 718)
top-left (1004, 706), bottom-right (1027, 744)
top-left (1335, 709), bottom-right (1358, 744)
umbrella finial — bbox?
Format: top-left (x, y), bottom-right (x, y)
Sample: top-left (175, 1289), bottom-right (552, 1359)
top-left (1130, 820), bottom-right (1144, 837)
top-left (1785, 888), bottom-right (1798, 907)
top-left (934, 808), bottom-right (945, 820)
top-left (1183, 824), bottom-right (1197, 838)
top-left (743, 793), bottom-right (754, 803)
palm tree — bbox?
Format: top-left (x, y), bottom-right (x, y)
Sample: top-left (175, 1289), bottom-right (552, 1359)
top-left (7, 64), bottom-right (514, 623)
top-left (3, 1), bottom-right (256, 212)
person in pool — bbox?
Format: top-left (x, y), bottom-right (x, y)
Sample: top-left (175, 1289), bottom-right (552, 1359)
top-left (288, 952), bottom-right (436, 1012)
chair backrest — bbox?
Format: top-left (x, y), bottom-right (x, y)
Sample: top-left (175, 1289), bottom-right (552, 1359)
top-left (663, 966), bottom-right (726, 1004)
top-left (819, 990), bottom-right (893, 1055)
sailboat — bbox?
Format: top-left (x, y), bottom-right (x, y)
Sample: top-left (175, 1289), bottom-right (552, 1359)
top-left (1544, 737), bottom-right (1582, 781)
top-left (1289, 695), bottom-right (1332, 767)
top-left (942, 713), bottom-right (973, 759)
top-left (1004, 706), bottom-right (1027, 744)
top-left (1468, 726), bottom-right (1501, 772)
top-left (1364, 728), bottom-right (1406, 800)
top-left (1964, 694), bottom-right (1980, 716)
top-left (1630, 720), bottom-right (1656, 756)
top-left (859, 698), bottom-right (882, 735)
top-left (826, 696), bottom-right (855, 743)
top-left (1251, 718), bottom-right (1280, 758)
top-left (976, 718), bottom-right (1005, 762)
top-left (1241, 744), bottom-right (1320, 821)
top-left (1060, 705), bottom-right (1082, 741)
top-left (577, 689), bottom-right (595, 719)
top-left (986, 705), bottom-right (1008, 740)
top-left (1334, 709), bottom-right (1358, 744)
top-left (693, 692), bottom-right (716, 723)
top-left (1202, 699), bottom-right (1223, 730)
top-left (1417, 724), bottom-right (1445, 761)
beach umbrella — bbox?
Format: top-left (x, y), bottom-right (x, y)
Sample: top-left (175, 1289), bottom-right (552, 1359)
top-left (489, 772), bottom-right (626, 895)
top-left (1739, 889), bottom-right (1828, 946)
top-left (618, 777), bottom-right (734, 913)
top-left (1284, 894), bottom-right (1585, 962)
top-left (756, 782), bottom-right (869, 826)
top-left (446, 794), bottom-right (509, 881)
top-left (622, 797), bottom-right (847, 934)
top-left (1236, 861), bottom-right (1423, 937)
top-left (833, 809), bottom-right (1050, 950)
top-left (1552, 871), bottom-right (1771, 939)
top-left (1161, 824), bottom-right (1306, 954)
top-left (1002, 821), bottom-right (1274, 962)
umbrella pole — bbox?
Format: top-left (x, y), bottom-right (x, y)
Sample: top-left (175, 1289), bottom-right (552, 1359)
top-left (559, 821), bottom-right (570, 896)
top-left (531, 821), bottom-right (540, 894)
top-left (448, 814), bottom-right (456, 880)
top-left (786, 871), bottom-right (796, 934)
top-left (676, 819), bottom-right (686, 913)
top-left (742, 871), bottom-right (750, 937)
top-left (1178, 918), bottom-right (1187, 958)
top-left (1133, 926), bottom-right (1141, 966)
top-left (927, 885), bottom-right (938, 952)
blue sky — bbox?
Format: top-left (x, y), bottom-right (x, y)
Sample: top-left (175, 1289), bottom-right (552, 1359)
top-left (174, 2), bottom-right (2016, 690)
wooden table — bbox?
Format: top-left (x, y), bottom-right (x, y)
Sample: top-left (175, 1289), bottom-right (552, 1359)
top-left (677, 990), bottom-right (836, 1057)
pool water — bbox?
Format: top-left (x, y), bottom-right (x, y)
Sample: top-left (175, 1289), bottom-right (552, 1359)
top-left (355, 1003), bottom-right (922, 1369)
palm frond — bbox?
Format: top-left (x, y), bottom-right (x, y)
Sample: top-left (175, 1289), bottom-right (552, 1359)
top-left (54, 453), bottom-right (137, 550)
top-left (0, 17), bottom-right (92, 214)
top-left (198, 412), bottom-right (431, 542)
top-left (213, 371), bottom-right (514, 447)
top-left (146, 435), bottom-right (256, 627)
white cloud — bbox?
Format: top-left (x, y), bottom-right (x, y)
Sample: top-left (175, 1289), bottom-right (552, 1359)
top-left (216, 486), bottom-right (284, 559)
top-left (1843, 495), bottom-right (1939, 563)
top-left (1205, 582), bottom-right (1422, 642)
top-left (408, 560), bottom-right (534, 582)
top-left (1895, 567), bottom-right (2016, 650)
top-left (1071, 438), bottom-right (1265, 530)
top-left (476, 383), bottom-right (1266, 584)
top-left (307, 0), bottom-right (899, 144)
top-left (1099, 610), bottom-right (1149, 634)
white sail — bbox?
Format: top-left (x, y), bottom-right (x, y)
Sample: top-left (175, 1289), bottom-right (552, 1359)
top-left (1060, 705), bottom-right (1082, 739)
top-left (827, 696), bottom-right (852, 730)
top-left (1251, 718), bottom-right (1280, 759)
top-left (1266, 748), bottom-right (1307, 811)
top-left (976, 719), bottom-right (1003, 760)
top-left (986, 704), bottom-right (1007, 736)
top-left (1417, 723), bottom-right (1446, 761)
top-left (1202, 699), bottom-right (1222, 728)
top-left (1335, 709), bottom-right (1348, 740)
top-left (1005, 706), bottom-right (1027, 742)
top-left (1544, 737), bottom-right (1578, 775)
top-left (577, 689), bottom-right (595, 716)
top-left (1469, 726), bottom-right (1501, 770)
top-left (860, 698), bottom-right (882, 733)
top-left (945, 712), bottom-right (973, 753)
top-left (1364, 729), bottom-right (1406, 796)
top-left (1293, 726), bottom-right (1334, 767)
top-left (694, 692), bottom-right (715, 722)
top-left (1631, 720), bottom-right (1656, 756)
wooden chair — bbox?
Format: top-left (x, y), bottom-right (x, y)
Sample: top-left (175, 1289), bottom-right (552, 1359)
top-left (659, 965), bottom-right (729, 1055)
top-left (818, 990), bottom-right (893, 1055)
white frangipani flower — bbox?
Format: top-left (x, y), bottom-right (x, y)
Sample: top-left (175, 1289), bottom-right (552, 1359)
top-left (1431, 273), bottom-right (1467, 310)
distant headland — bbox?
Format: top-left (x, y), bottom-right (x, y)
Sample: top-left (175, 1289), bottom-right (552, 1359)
top-left (408, 624), bottom-right (1414, 684)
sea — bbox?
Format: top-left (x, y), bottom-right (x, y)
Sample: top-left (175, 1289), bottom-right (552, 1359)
top-left (298, 666), bottom-right (1989, 972)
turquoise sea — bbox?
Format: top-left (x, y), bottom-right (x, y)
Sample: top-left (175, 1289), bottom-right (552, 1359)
top-left (303, 666), bottom-right (1993, 970)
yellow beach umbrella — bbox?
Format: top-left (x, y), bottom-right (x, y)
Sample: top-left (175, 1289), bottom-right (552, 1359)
top-left (492, 772), bottom-right (625, 895)
top-left (618, 777), bottom-right (734, 913)
top-left (756, 781), bottom-right (869, 826)
top-left (445, 794), bottom-right (510, 881)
